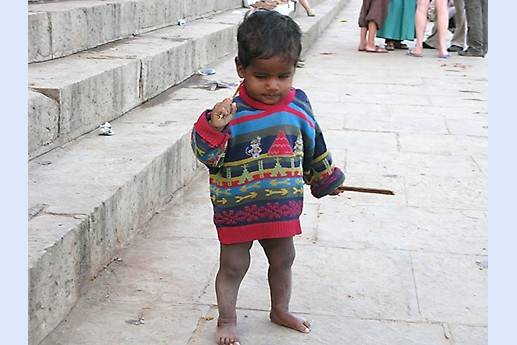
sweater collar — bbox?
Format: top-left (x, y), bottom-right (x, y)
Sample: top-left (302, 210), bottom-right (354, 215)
top-left (239, 85), bottom-right (296, 110)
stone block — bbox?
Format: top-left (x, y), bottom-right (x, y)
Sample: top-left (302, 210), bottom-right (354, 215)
top-left (28, 91), bottom-right (59, 159)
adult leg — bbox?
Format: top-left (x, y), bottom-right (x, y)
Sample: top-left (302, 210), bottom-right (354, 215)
top-left (461, 0), bottom-right (485, 56)
top-left (299, 0), bottom-right (316, 16)
top-left (215, 241), bottom-right (253, 345)
top-left (411, 0), bottom-right (430, 56)
top-left (259, 237), bottom-right (311, 333)
top-left (424, 22), bottom-right (439, 49)
top-left (433, 0), bottom-right (450, 56)
top-left (481, 0), bottom-right (488, 55)
top-left (450, 0), bottom-right (466, 49)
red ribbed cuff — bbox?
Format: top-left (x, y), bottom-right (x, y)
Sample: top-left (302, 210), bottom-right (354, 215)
top-left (194, 111), bottom-right (230, 149)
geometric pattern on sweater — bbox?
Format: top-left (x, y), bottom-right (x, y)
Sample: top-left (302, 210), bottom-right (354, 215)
top-left (268, 130), bottom-right (294, 155)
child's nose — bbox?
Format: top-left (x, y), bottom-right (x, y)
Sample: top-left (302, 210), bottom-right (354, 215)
top-left (266, 78), bottom-right (280, 91)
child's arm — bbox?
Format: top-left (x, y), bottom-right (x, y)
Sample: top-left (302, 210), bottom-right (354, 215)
top-left (303, 126), bottom-right (346, 198)
top-left (305, 155), bottom-right (345, 198)
top-left (190, 98), bottom-right (237, 167)
top-left (328, 185), bottom-right (346, 196)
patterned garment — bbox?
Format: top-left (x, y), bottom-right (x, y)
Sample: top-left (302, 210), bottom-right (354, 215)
top-left (191, 86), bottom-right (345, 244)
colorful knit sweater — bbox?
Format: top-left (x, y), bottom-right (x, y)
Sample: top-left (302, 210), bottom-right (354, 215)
top-left (191, 86), bottom-right (345, 244)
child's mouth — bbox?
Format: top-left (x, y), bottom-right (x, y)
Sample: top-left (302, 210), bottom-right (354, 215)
top-left (263, 94), bottom-right (279, 101)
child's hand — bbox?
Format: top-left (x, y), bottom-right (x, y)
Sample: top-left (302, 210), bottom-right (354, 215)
top-left (328, 185), bottom-right (346, 196)
top-left (209, 98), bottom-right (237, 131)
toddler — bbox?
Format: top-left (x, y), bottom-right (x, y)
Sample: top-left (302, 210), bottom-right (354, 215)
top-left (191, 9), bottom-right (345, 345)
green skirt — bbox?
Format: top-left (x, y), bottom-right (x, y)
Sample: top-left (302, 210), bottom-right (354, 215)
top-left (377, 0), bottom-right (416, 41)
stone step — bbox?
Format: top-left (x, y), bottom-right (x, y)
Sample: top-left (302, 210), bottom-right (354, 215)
top-left (28, 0), bottom-right (242, 63)
top-left (28, 0), bottom-right (349, 344)
top-left (27, 0), bottom-right (334, 160)
top-left (28, 7), bottom-right (244, 160)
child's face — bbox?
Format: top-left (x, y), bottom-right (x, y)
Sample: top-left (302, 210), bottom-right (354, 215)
top-left (236, 55), bottom-right (296, 105)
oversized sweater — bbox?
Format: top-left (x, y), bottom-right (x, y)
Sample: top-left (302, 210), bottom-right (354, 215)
top-left (191, 86), bottom-right (345, 244)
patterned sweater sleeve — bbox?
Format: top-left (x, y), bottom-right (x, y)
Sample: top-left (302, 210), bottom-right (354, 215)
top-left (296, 91), bottom-right (345, 198)
top-left (304, 123), bottom-right (345, 198)
top-left (190, 110), bottom-right (230, 168)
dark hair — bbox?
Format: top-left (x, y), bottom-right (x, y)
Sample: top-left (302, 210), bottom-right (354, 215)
top-left (237, 9), bottom-right (302, 69)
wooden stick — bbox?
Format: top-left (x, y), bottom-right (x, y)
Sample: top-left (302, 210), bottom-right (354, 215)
top-left (336, 185), bottom-right (395, 195)
top-left (231, 79), bottom-right (244, 100)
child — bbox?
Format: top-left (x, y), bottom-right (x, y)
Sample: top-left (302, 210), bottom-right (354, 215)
top-left (357, 0), bottom-right (390, 53)
top-left (191, 9), bottom-right (345, 345)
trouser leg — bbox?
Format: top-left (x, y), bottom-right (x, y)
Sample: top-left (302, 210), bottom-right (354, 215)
top-left (424, 22), bottom-right (439, 48)
top-left (450, 0), bottom-right (466, 48)
top-left (481, 0), bottom-right (488, 54)
top-left (464, 0), bottom-right (484, 54)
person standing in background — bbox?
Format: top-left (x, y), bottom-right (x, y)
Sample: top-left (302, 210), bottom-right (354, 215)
top-left (424, 0), bottom-right (466, 53)
top-left (408, 0), bottom-right (450, 58)
top-left (298, 0), bottom-right (317, 16)
top-left (377, 0), bottom-right (417, 51)
top-left (459, 0), bottom-right (487, 57)
top-left (244, 0), bottom-right (316, 16)
top-left (358, 0), bottom-right (390, 53)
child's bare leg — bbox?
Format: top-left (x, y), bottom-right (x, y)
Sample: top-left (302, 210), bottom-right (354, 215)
top-left (358, 27), bottom-right (367, 50)
top-left (366, 21), bottom-right (377, 50)
top-left (259, 237), bottom-right (310, 333)
top-left (215, 241), bottom-right (253, 345)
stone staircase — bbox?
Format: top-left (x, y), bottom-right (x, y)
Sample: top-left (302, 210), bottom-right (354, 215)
top-left (27, 0), bottom-right (349, 344)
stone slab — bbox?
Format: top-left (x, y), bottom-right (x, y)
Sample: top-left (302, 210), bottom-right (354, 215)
top-left (28, 90), bottom-right (59, 159)
top-left (412, 251), bottom-right (488, 324)
top-left (28, 0), bottom-right (243, 63)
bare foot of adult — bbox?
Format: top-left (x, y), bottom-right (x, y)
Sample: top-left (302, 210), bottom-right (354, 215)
top-left (438, 49), bottom-right (449, 58)
top-left (216, 318), bottom-right (240, 345)
top-left (406, 49), bottom-right (423, 57)
top-left (270, 309), bottom-right (311, 333)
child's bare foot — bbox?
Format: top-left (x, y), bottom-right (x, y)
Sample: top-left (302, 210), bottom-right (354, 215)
top-left (270, 309), bottom-right (311, 333)
top-left (216, 317), bottom-right (240, 345)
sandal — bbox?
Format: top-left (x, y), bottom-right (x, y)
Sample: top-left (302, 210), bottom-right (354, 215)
top-left (385, 41), bottom-right (394, 51)
top-left (366, 45), bottom-right (388, 53)
top-left (393, 42), bottom-right (408, 50)
top-left (406, 49), bottom-right (423, 57)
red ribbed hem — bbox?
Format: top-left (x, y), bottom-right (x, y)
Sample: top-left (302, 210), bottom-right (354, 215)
top-left (217, 220), bottom-right (302, 244)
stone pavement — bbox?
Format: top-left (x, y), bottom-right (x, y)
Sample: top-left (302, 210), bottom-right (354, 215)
top-left (39, 0), bottom-right (488, 344)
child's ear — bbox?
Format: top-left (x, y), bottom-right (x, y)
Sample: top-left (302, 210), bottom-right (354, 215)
top-left (235, 56), bottom-right (245, 78)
